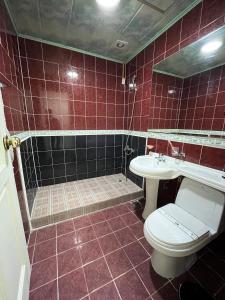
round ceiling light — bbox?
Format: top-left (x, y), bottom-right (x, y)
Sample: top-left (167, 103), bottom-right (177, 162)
top-left (96, 0), bottom-right (120, 9)
top-left (67, 71), bottom-right (78, 79)
top-left (201, 40), bottom-right (223, 54)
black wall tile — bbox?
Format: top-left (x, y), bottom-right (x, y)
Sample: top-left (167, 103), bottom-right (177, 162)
top-left (64, 136), bottom-right (76, 149)
top-left (36, 136), bottom-right (51, 151)
top-left (65, 150), bottom-right (76, 163)
top-left (106, 135), bottom-right (115, 146)
top-left (51, 136), bottom-right (64, 150)
top-left (87, 148), bottom-right (97, 160)
top-left (97, 135), bottom-right (106, 147)
top-left (66, 163), bottom-right (77, 176)
top-left (54, 164), bottom-right (66, 177)
top-left (52, 150), bottom-right (65, 164)
top-left (87, 135), bottom-right (97, 148)
top-left (38, 151), bottom-right (53, 166)
top-left (76, 148), bottom-right (86, 161)
top-left (76, 136), bottom-right (87, 148)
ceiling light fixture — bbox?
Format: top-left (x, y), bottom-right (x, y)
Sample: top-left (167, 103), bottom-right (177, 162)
top-left (201, 40), bottom-right (223, 54)
top-left (168, 89), bottom-right (176, 94)
top-left (96, 0), bottom-right (120, 9)
top-left (67, 71), bottom-right (78, 79)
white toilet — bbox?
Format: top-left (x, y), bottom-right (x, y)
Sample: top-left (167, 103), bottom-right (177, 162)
top-left (144, 178), bottom-right (225, 279)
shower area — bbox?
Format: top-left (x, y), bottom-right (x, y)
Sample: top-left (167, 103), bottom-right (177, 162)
top-left (20, 132), bottom-right (146, 228)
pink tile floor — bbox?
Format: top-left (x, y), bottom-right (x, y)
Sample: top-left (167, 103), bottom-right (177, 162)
top-left (28, 201), bottom-right (225, 300)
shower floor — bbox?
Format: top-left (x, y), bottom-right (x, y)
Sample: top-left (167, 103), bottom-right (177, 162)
top-left (31, 174), bottom-right (143, 228)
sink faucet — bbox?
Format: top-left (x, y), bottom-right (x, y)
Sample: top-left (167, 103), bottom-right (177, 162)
top-left (156, 153), bottom-right (166, 162)
top-left (178, 152), bottom-right (186, 161)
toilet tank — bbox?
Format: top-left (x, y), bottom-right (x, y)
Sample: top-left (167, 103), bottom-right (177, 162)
top-left (175, 178), bottom-right (225, 233)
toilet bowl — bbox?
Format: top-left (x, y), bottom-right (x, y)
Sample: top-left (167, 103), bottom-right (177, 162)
top-left (144, 178), bottom-right (225, 279)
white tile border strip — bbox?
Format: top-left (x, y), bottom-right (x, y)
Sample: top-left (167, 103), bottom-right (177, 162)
top-left (13, 130), bottom-right (225, 149)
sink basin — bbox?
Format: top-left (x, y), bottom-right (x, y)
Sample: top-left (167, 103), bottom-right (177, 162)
top-left (129, 155), bottom-right (178, 180)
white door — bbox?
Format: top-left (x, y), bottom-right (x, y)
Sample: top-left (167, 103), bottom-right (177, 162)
top-left (0, 87), bottom-right (30, 300)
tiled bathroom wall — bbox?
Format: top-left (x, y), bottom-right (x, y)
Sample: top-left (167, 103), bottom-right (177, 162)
top-left (179, 65), bottom-right (225, 131)
top-left (32, 134), bottom-right (124, 186)
top-left (0, 0), bottom-right (28, 133)
top-left (17, 38), bottom-right (125, 131)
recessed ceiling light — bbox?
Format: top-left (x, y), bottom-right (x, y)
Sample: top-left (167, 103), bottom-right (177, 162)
top-left (67, 71), bottom-right (78, 79)
top-left (201, 40), bottom-right (223, 54)
top-left (168, 89), bottom-right (176, 94)
top-left (96, 0), bottom-right (120, 9)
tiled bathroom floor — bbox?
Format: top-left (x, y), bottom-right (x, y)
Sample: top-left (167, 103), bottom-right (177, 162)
top-left (28, 201), bottom-right (225, 300)
top-left (31, 174), bottom-right (143, 228)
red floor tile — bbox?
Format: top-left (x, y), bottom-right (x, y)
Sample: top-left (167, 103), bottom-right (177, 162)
top-left (29, 280), bottom-right (57, 300)
top-left (114, 227), bottom-right (136, 247)
top-left (98, 233), bottom-right (120, 255)
top-left (135, 259), bottom-right (168, 295)
top-left (122, 212), bottom-right (140, 226)
top-left (90, 282), bottom-right (120, 300)
top-left (107, 216), bottom-right (126, 231)
top-left (105, 248), bottom-right (132, 278)
top-left (115, 204), bottom-right (130, 215)
top-left (89, 211), bottom-right (106, 224)
top-left (115, 269), bottom-right (149, 300)
top-left (57, 232), bottom-right (77, 253)
top-left (57, 220), bottom-right (74, 236)
top-left (93, 221), bottom-right (112, 237)
top-left (151, 282), bottom-right (179, 300)
top-left (80, 239), bottom-right (103, 265)
top-left (129, 222), bottom-right (144, 239)
top-left (124, 241), bottom-right (149, 266)
top-left (33, 238), bottom-right (56, 263)
top-left (76, 226), bottom-right (96, 244)
top-left (74, 215), bottom-right (92, 230)
top-left (36, 225), bottom-right (56, 244)
top-left (84, 258), bottom-right (112, 292)
top-left (103, 207), bottom-right (119, 219)
top-left (30, 256), bottom-right (57, 290)
top-left (139, 237), bottom-right (154, 256)
top-left (58, 247), bottom-right (82, 277)
top-left (58, 268), bottom-right (88, 300)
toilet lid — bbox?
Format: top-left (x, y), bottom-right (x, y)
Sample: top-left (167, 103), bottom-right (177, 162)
top-left (145, 204), bottom-right (209, 246)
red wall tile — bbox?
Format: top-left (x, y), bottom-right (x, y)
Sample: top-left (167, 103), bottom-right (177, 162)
top-left (18, 38), bottom-right (125, 130)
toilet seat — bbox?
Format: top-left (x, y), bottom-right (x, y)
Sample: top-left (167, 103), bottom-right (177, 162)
top-left (144, 204), bottom-right (211, 257)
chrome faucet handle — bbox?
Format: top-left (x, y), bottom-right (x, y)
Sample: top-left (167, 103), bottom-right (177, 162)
top-left (179, 152), bottom-right (186, 160)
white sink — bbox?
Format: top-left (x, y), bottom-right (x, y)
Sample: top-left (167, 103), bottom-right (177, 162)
top-left (130, 153), bottom-right (225, 220)
top-left (129, 155), bottom-right (178, 180)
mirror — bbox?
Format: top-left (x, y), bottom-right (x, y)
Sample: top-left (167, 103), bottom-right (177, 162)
top-left (149, 25), bottom-right (225, 148)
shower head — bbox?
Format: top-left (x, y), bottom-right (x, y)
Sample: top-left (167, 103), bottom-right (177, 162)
top-left (129, 74), bottom-right (137, 91)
